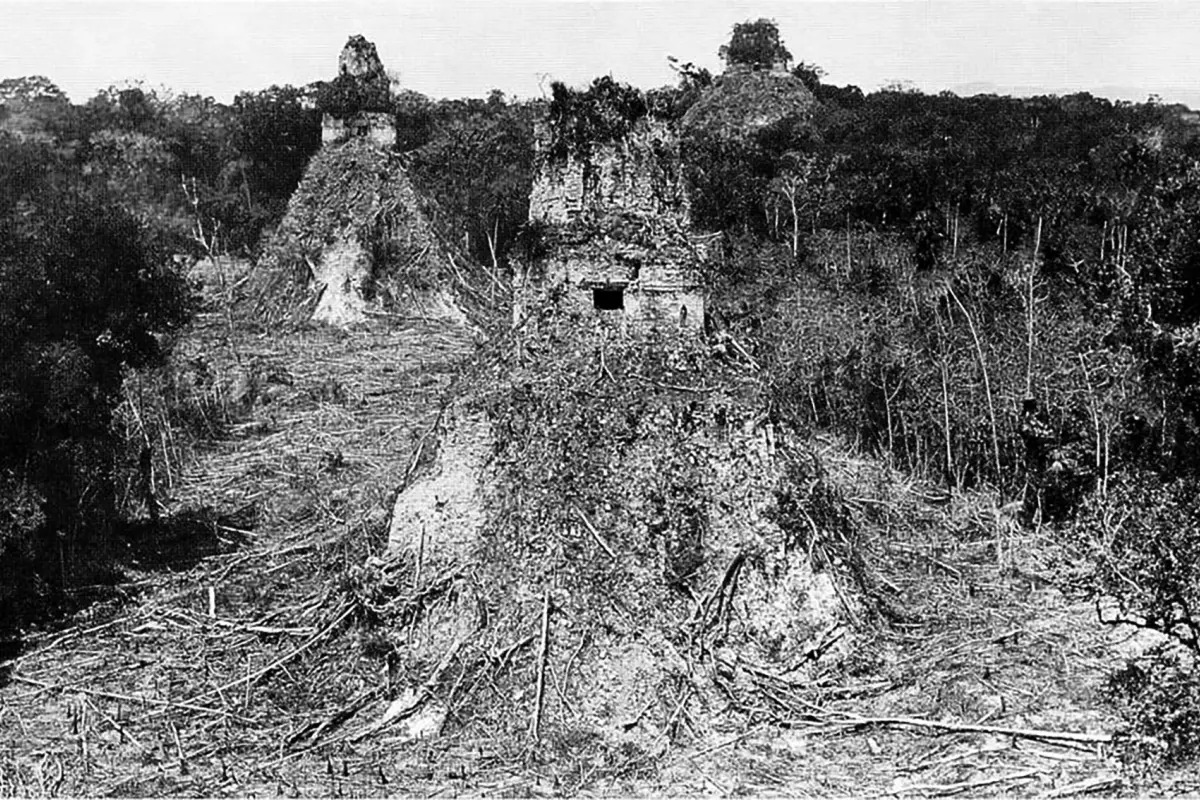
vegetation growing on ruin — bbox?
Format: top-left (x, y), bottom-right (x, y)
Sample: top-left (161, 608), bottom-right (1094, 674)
top-left (313, 72), bottom-right (393, 118)
top-left (719, 18), bottom-right (792, 70)
top-left (544, 76), bottom-right (648, 160)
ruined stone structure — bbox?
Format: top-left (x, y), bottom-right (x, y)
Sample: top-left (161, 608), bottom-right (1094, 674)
top-left (321, 35), bottom-right (397, 148)
top-left (519, 118), bottom-right (711, 334)
top-left (680, 62), bottom-right (816, 141)
top-left (321, 111), bottom-right (395, 147)
top-left (257, 34), bottom-right (467, 328)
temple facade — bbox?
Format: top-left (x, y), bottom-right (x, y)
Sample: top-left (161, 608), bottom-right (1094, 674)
top-left (519, 118), bottom-right (710, 334)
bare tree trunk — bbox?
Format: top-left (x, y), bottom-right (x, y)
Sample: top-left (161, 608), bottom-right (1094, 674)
top-left (882, 373), bottom-right (895, 461)
top-left (1078, 354), bottom-right (1104, 499)
top-left (1025, 216), bottom-right (1042, 399)
top-left (485, 218), bottom-right (502, 306)
top-left (240, 163), bottom-right (253, 215)
top-left (183, 176), bottom-right (240, 366)
top-left (934, 308), bottom-right (955, 488)
top-left (845, 212), bottom-right (852, 273)
top-left (948, 283), bottom-right (1002, 492)
top-left (790, 191), bottom-right (800, 258)
top-left (952, 205), bottom-right (959, 258)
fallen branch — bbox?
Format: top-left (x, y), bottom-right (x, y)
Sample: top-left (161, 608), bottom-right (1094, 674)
top-left (727, 334), bottom-right (760, 371)
top-left (834, 714), bottom-right (1112, 744)
top-left (489, 635), bottom-right (537, 671)
top-left (1043, 775), bottom-right (1122, 797)
top-left (362, 309), bottom-right (440, 321)
top-left (692, 552), bottom-right (746, 633)
top-left (352, 634), bottom-right (467, 742)
top-left (895, 769), bottom-right (1038, 796)
top-left (83, 695), bottom-right (148, 752)
top-left (671, 727), bottom-right (761, 765)
top-left (10, 675), bottom-right (250, 722)
top-left (286, 687), bottom-right (383, 750)
top-left (573, 506), bottom-right (616, 559)
top-left (400, 403), bottom-right (450, 492)
top-left (530, 588), bottom-right (552, 741)
top-left (162, 602), bottom-right (354, 715)
top-left (636, 375), bottom-right (715, 394)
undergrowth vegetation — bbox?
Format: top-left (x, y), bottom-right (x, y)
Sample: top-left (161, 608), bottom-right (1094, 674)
top-left (544, 77), bottom-right (649, 160)
top-left (362, 310), bottom-right (886, 758)
top-left (658, 23), bottom-right (1200, 769)
top-left (0, 172), bottom-right (195, 624)
top-left (1107, 645), bottom-right (1200, 770)
top-left (474, 324), bottom-right (745, 608)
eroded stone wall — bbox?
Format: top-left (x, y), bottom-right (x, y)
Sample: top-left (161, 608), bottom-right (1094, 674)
top-left (523, 118), bottom-right (707, 333)
top-left (529, 120), bottom-right (690, 226)
top-left (321, 35), bottom-right (397, 147)
top-left (321, 112), bottom-right (397, 147)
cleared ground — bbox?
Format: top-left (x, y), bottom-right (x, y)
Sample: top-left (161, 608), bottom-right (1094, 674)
top-left (0, 269), bottom-right (1189, 797)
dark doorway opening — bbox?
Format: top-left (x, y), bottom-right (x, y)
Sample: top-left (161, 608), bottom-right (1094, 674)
top-left (593, 287), bottom-right (625, 311)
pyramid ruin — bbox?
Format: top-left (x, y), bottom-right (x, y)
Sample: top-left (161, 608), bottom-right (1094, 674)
top-left (255, 36), bottom-right (465, 328)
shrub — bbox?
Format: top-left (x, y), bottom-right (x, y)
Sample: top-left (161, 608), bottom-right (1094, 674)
top-left (1068, 471), bottom-right (1200, 767)
top-left (0, 190), bottom-right (194, 624)
top-left (545, 77), bottom-right (647, 160)
top-left (1107, 646), bottom-right (1200, 767)
top-left (314, 73), bottom-right (392, 118)
top-left (1081, 474), bottom-right (1200, 652)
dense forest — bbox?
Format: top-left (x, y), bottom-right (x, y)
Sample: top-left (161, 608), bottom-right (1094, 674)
top-left (3, 17), bottom-right (1200, 775)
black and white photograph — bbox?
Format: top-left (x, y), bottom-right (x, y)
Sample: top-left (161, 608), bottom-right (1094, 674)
top-left (1, 1), bottom-right (1199, 795)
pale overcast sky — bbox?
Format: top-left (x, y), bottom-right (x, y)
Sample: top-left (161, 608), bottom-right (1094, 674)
top-left (1, 1), bottom-right (1197, 108)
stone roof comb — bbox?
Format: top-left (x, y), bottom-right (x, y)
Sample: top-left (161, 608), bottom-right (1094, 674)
top-left (339, 34), bottom-right (387, 81)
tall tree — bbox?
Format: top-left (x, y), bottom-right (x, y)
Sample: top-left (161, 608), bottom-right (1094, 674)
top-left (409, 94), bottom-right (535, 272)
top-left (0, 150), bottom-right (193, 610)
top-left (719, 18), bottom-right (792, 70)
top-left (229, 84), bottom-right (321, 246)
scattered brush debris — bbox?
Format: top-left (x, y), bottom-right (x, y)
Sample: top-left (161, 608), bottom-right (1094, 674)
top-left (0, 277), bottom-right (1159, 796)
top-left (334, 301), bottom-right (1139, 793)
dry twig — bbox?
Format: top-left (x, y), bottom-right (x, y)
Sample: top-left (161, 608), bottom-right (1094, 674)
top-left (833, 714), bottom-right (1112, 744)
top-left (530, 588), bottom-right (552, 741)
top-left (895, 769), bottom-right (1039, 796)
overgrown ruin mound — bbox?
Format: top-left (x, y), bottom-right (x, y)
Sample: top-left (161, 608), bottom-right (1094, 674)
top-left (680, 68), bottom-right (817, 141)
top-left (253, 137), bottom-right (467, 328)
top-left (365, 323), bottom-right (872, 752)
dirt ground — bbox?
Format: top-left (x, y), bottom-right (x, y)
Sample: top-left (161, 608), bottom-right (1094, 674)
top-left (0, 299), bottom-right (483, 796)
top-left (0, 277), bottom-right (1192, 796)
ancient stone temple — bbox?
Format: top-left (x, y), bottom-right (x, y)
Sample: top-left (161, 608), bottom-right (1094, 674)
top-left (320, 35), bottom-right (396, 148)
top-left (519, 118), bottom-right (711, 334)
top-left (680, 59), bottom-right (816, 141)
